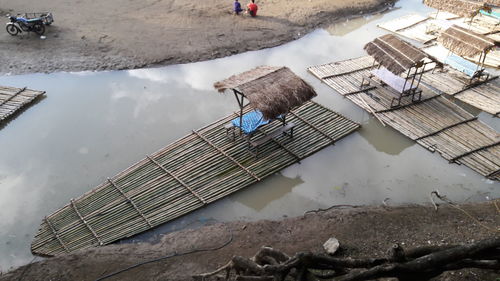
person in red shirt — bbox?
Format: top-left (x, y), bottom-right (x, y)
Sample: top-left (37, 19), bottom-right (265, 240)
top-left (246, 0), bottom-right (258, 17)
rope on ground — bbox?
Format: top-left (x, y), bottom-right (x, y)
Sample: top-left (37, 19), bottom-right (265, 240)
top-left (17, 256), bottom-right (38, 281)
top-left (494, 199), bottom-right (500, 214)
top-left (303, 204), bottom-right (359, 216)
top-left (94, 226), bottom-right (234, 281)
top-left (430, 190), bottom-right (499, 233)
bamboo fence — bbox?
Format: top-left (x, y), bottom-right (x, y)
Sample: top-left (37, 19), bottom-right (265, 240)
top-left (308, 56), bottom-right (500, 180)
top-left (31, 101), bottom-right (359, 256)
top-left (0, 86), bottom-right (45, 122)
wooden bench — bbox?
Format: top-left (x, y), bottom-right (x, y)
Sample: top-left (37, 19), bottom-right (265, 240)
top-left (248, 123), bottom-right (295, 157)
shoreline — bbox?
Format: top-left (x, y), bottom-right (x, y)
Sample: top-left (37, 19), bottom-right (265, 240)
top-left (0, 0), bottom-right (395, 75)
top-left (1, 202), bottom-right (498, 280)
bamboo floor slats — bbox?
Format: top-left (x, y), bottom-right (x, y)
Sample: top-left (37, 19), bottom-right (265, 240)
top-left (31, 101), bottom-right (359, 256)
top-left (308, 57), bottom-right (500, 180)
top-left (417, 47), bottom-right (500, 117)
top-left (0, 86), bottom-right (45, 122)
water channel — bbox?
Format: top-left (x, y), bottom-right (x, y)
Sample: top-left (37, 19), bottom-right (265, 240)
top-left (0, 0), bottom-right (499, 271)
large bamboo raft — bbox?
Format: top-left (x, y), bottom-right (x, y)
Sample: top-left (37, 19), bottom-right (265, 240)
top-left (308, 56), bottom-right (500, 180)
top-left (0, 86), bottom-right (45, 122)
top-left (31, 101), bottom-right (359, 256)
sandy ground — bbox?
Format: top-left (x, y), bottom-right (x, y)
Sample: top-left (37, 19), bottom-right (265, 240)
top-left (0, 0), bottom-right (394, 75)
top-left (1, 203), bottom-right (499, 281)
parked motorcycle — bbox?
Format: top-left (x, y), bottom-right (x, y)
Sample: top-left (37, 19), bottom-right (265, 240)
top-left (6, 15), bottom-right (45, 36)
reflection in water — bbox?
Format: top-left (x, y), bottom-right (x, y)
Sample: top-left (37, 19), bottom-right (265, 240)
top-left (358, 117), bottom-right (414, 155)
top-left (232, 173), bottom-right (304, 211)
top-left (326, 13), bottom-right (384, 36)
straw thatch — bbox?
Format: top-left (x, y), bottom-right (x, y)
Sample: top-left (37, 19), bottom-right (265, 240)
top-left (438, 25), bottom-right (496, 56)
top-left (214, 66), bottom-right (317, 120)
top-left (364, 34), bottom-right (428, 74)
top-left (424, 0), bottom-right (488, 17)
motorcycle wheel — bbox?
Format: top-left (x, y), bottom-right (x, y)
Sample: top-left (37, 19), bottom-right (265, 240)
top-left (6, 24), bottom-right (20, 36)
top-left (33, 23), bottom-right (45, 36)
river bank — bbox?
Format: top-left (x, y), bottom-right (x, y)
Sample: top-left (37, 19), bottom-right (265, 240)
top-left (0, 0), bottom-right (395, 75)
top-left (1, 202), bottom-right (498, 281)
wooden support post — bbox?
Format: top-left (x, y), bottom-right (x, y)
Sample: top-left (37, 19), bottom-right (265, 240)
top-left (452, 76), bottom-right (498, 96)
top-left (0, 87), bottom-right (26, 106)
top-left (486, 168), bottom-right (500, 179)
top-left (450, 140), bottom-right (500, 163)
top-left (289, 111), bottom-right (337, 142)
top-left (70, 199), bottom-right (103, 246)
top-left (192, 130), bottom-right (261, 181)
top-left (256, 128), bottom-right (301, 162)
top-left (107, 178), bottom-right (154, 227)
top-left (415, 117), bottom-right (478, 140)
top-left (147, 156), bottom-right (207, 204)
top-left (44, 216), bottom-right (70, 253)
top-left (375, 94), bottom-right (441, 114)
top-left (345, 86), bottom-right (377, 96)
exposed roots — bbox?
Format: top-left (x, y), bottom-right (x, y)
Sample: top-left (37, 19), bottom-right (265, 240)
top-left (194, 237), bottom-right (500, 281)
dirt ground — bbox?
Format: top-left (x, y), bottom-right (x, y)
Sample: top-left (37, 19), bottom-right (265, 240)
top-left (0, 0), bottom-right (395, 75)
top-left (1, 203), bottom-right (499, 281)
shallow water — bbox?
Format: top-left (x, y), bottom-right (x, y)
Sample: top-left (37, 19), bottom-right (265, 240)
top-left (0, 0), bottom-right (499, 271)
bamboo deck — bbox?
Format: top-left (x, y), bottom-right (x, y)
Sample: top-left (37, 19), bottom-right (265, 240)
top-left (0, 86), bottom-right (45, 122)
top-left (31, 101), bottom-right (359, 256)
top-left (420, 45), bottom-right (500, 116)
top-left (308, 56), bottom-right (500, 180)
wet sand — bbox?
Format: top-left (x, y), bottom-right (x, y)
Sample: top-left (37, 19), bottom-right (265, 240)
top-left (0, 0), bottom-right (394, 75)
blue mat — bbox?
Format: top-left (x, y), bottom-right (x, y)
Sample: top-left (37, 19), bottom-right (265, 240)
top-left (480, 9), bottom-right (500, 20)
top-left (231, 110), bottom-right (270, 135)
top-left (444, 54), bottom-right (479, 77)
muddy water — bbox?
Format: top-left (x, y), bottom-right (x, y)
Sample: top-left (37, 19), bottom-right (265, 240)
top-left (0, 0), bottom-right (499, 271)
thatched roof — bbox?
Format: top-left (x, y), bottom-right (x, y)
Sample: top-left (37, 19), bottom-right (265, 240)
top-left (423, 0), bottom-right (491, 17)
top-left (438, 25), bottom-right (496, 56)
top-left (214, 66), bottom-right (317, 120)
top-left (363, 34), bottom-right (428, 75)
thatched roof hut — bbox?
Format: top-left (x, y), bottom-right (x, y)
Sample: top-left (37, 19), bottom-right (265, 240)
top-left (363, 34), bottom-right (428, 74)
top-left (423, 0), bottom-right (489, 17)
top-left (214, 66), bottom-right (317, 120)
top-left (438, 25), bottom-right (496, 56)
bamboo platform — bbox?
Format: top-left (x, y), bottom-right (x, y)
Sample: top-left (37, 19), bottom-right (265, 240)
top-left (419, 45), bottom-right (500, 116)
top-left (378, 13), bottom-right (500, 68)
top-left (31, 101), bottom-right (359, 256)
top-left (0, 86), bottom-right (45, 122)
top-left (309, 56), bottom-right (500, 180)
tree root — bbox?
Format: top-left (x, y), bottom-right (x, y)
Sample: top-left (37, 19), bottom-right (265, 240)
top-left (194, 237), bottom-right (500, 281)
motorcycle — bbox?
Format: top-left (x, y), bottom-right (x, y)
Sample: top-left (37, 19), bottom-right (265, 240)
top-left (6, 15), bottom-right (45, 36)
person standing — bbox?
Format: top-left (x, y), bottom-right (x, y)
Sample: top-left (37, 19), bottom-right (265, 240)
top-left (234, 0), bottom-right (243, 15)
top-left (246, 0), bottom-right (258, 17)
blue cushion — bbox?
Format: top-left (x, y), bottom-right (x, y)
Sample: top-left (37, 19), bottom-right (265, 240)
top-left (444, 54), bottom-right (479, 77)
top-left (480, 9), bottom-right (500, 20)
top-left (231, 110), bottom-right (270, 135)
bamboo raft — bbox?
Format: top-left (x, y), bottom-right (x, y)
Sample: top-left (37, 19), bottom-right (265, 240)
top-left (377, 13), bottom-right (500, 68)
top-left (31, 101), bottom-right (359, 256)
top-left (418, 45), bottom-right (500, 116)
top-left (0, 86), bottom-right (45, 122)
top-left (308, 56), bottom-right (500, 180)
